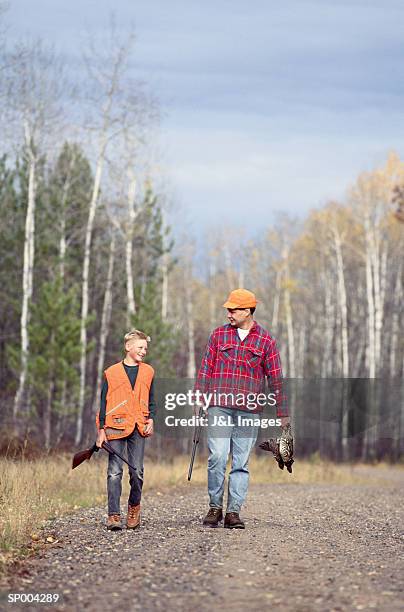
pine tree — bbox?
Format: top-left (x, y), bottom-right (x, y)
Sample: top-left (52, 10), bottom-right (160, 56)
top-left (25, 277), bottom-right (81, 448)
top-left (131, 184), bottom-right (177, 375)
top-left (132, 281), bottom-right (177, 376)
top-left (46, 142), bottom-right (93, 287)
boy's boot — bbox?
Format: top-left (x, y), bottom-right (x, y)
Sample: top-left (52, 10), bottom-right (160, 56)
top-left (107, 514), bottom-right (122, 531)
top-left (126, 503), bottom-right (141, 529)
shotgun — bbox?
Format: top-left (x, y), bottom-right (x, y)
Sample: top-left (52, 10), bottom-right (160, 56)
top-left (188, 406), bottom-right (205, 481)
top-left (72, 443), bottom-right (99, 469)
top-left (72, 440), bottom-right (137, 471)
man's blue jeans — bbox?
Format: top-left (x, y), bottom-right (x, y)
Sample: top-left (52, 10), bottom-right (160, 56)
top-left (207, 406), bottom-right (259, 513)
top-left (107, 427), bottom-right (145, 515)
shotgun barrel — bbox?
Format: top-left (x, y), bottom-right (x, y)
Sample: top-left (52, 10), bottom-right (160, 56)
top-left (188, 406), bottom-right (205, 481)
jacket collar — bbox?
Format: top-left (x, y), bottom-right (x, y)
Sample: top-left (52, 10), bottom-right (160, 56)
top-left (227, 320), bottom-right (260, 337)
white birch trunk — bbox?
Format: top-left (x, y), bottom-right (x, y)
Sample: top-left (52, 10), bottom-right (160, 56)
top-left (331, 225), bottom-right (349, 378)
top-left (209, 256), bottom-right (216, 330)
top-left (185, 275), bottom-right (196, 379)
top-left (238, 264), bottom-right (244, 289)
top-left (374, 241), bottom-right (387, 374)
top-left (297, 322), bottom-right (306, 378)
top-left (351, 283), bottom-right (366, 377)
top-left (352, 339), bottom-right (366, 379)
top-left (283, 248), bottom-right (296, 378)
top-left (126, 173), bottom-right (137, 326)
top-left (332, 222), bottom-right (349, 459)
top-left (322, 271), bottom-right (335, 378)
top-left (75, 149), bottom-right (105, 445)
top-left (223, 244), bottom-right (234, 290)
top-left (389, 260), bottom-right (403, 377)
top-left (371, 225), bottom-right (381, 373)
top-left (14, 147), bottom-right (36, 418)
top-left (271, 266), bottom-right (281, 335)
top-left (364, 214), bottom-right (376, 378)
top-left (58, 152), bottom-right (75, 281)
top-left (284, 289), bottom-right (296, 378)
top-left (93, 232), bottom-right (116, 415)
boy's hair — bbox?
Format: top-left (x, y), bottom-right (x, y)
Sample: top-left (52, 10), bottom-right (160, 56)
top-left (124, 329), bottom-right (151, 352)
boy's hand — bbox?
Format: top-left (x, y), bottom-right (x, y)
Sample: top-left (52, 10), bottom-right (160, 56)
top-left (144, 418), bottom-right (154, 437)
top-left (96, 428), bottom-right (107, 448)
top-left (280, 416), bottom-right (291, 429)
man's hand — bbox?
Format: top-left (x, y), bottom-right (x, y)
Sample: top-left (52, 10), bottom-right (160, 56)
top-left (96, 428), bottom-right (107, 448)
top-left (193, 400), bottom-right (206, 417)
top-left (144, 418), bottom-right (154, 437)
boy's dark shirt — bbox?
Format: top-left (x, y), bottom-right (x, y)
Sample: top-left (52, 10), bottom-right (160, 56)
top-left (99, 362), bottom-right (156, 428)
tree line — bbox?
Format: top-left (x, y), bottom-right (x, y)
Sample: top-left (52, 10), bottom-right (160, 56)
top-left (0, 9), bottom-right (403, 459)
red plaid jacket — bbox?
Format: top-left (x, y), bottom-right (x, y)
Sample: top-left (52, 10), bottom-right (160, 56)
top-left (195, 321), bottom-right (288, 416)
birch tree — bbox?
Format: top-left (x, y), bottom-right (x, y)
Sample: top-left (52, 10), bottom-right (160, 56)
top-left (93, 227), bottom-right (116, 416)
top-left (161, 220), bottom-right (169, 321)
top-left (6, 42), bottom-right (65, 419)
top-left (281, 245), bottom-right (296, 378)
top-left (125, 169), bottom-right (137, 323)
top-left (350, 153), bottom-right (404, 377)
top-left (184, 252), bottom-right (196, 379)
top-left (75, 24), bottom-right (155, 443)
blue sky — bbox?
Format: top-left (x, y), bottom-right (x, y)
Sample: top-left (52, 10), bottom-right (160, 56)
top-left (6, 0), bottom-right (404, 234)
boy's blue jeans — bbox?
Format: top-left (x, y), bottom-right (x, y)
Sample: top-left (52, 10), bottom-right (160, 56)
top-left (107, 427), bottom-right (145, 515)
top-left (207, 406), bottom-right (259, 513)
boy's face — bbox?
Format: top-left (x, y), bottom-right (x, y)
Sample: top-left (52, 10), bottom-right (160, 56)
top-left (126, 339), bottom-right (148, 363)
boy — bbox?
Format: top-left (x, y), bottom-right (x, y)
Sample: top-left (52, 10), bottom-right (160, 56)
top-left (96, 330), bottom-right (156, 531)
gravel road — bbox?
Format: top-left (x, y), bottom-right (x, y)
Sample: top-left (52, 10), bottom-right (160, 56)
top-left (4, 467), bottom-right (404, 612)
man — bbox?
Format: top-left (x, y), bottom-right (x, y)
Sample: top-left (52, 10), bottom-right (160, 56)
top-left (96, 329), bottom-right (155, 531)
top-left (195, 288), bottom-right (289, 529)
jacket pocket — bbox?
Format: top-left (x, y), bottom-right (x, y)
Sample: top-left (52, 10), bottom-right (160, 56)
top-left (246, 347), bottom-right (264, 368)
top-left (219, 343), bottom-right (237, 362)
top-left (105, 412), bottom-right (127, 428)
top-left (105, 426), bottom-right (125, 437)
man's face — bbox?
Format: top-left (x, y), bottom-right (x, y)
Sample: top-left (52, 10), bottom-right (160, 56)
top-left (126, 339), bottom-right (148, 362)
top-left (227, 308), bottom-right (250, 327)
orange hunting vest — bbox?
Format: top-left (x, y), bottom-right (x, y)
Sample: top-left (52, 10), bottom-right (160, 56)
top-left (96, 361), bottom-right (154, 440)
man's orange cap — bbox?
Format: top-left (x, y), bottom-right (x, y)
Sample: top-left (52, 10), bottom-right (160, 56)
top-left (222, 288), bottom-right (258, 309)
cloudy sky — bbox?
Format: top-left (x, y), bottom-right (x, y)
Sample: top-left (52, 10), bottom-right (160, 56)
top-left (7, 0), bottom-right (404, 234)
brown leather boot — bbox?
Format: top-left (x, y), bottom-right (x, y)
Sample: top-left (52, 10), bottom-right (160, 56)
top-left (126, 503), bottom-right (141, 529)
top-left (107, 514), bottom-right (122, 531)
top-left (224, 512), bottom-right (245, 529)
top-left (203, 507), bottom-right (223, 527)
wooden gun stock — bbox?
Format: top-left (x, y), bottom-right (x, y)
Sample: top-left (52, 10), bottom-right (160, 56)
top-left (72, 440), bottom-right (138, 472)
top-left (72, 443), bottom-right (99, 469)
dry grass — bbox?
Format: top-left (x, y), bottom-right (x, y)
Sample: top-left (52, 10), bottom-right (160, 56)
top-left (0, 453), bottom-right (402, 573)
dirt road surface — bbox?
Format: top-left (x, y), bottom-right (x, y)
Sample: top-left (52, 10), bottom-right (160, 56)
top-left (3, 467), bottom-right (404, 612)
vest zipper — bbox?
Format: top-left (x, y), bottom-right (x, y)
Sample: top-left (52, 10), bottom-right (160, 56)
top-left (106, 399), bottom-right (128, 416)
